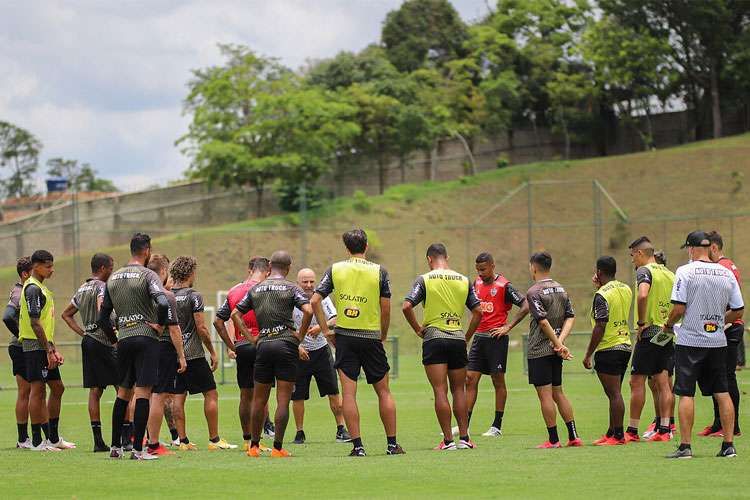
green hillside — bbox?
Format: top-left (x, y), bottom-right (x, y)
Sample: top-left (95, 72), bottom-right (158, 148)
top-left (2, 134), bottom-right (749, 353)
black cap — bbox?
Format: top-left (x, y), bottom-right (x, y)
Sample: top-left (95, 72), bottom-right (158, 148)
top-left (680, 231), bottom-right (710, 249)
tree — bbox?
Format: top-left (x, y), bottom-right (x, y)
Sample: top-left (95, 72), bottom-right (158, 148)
top-left (46, 158), bottom-right (118, 192)
top-left (381, 0), bottom-right (469, 72)
top-left (0, 121), bottom-right (42, 198)
top-left (582, 16), bottom-right (678, 149)
top-left (178, 44), bottom-right (292, 216)
top-left (546, 67), bottom-right (596, 159)
top-left (599, 0), bottom-right (750, 139)
top-left (304, 45), bottom-right (400, 91)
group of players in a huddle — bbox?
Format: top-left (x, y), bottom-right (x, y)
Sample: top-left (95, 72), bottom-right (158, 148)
top-left (4, 228), bottom-right (743, 459)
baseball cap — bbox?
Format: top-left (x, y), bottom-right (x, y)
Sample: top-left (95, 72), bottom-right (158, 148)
top-left (680, 230), bottom-right (710, 249)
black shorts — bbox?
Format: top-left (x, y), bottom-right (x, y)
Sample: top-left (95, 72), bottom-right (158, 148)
top-left (528, 355), bottom-right (563, 387)
top-left (9, 344), bottom-right (27, 380)
top-left (594, 349), bottom-right (631, 376)
top-left (292, 346), bottom-right (339, 401)
top-left (24, 349), bottom-right (62, 383)
top-left (82, 336), bottom-right (118, 389)
top-left (153, 341), bottom-right (185, 394)
top-left (117, 335), bottom-right (160, 389)
top-left (235, 342), bottom-right (257, 389)
top-left (467, 335), bottom-right (508, 374)
top-left (631, 337), bottom-right (674, 376)
top-left (184, 358), bottom-right (217, 394)
top-left (334, 334), bottom-right (390, 385)
top-left (422, 338), bottom-right (468, 370)
top-left (673, 345), bottom-right (729, 397)
top-left (254, 340), bottom-right (298, 384)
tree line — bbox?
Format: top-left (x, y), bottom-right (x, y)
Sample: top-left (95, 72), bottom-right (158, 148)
top-left (179, 0), bottom-right (750, 214)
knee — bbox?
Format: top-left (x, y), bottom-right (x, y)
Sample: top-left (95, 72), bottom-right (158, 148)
top-left (466, 373), bottom-right (480, 388)
top-left (491, 375), bottom-right (506, 390)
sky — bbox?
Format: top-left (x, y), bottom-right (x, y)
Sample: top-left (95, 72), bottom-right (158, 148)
top-left (0, 0), bottom-right (490, 192)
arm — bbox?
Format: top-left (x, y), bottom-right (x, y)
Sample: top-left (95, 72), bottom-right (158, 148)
top-left (296, 303), bottom-right (314, 343)
top-left (501, 299), bottom-right (529, 335)
top-left (538, 318), bottom-right (573, 360)
top-left (2, 305), bottom-right (18, 336)
top-left (402, 276), bottom-right (426, 338)
top-left (169, 325), bottom-right (187, 373)
top-left (401, 300), bottom-right (423, 338)
top-left (213, 299), bottom-right (236, 352)
top-left (494, 284), bottom-right (530, 337)
top-left (195, 312), bottom-right (217, 370)
top-left (61, 303), bottom-right (85, 337)
top-left (311, 293), bottom-right (334, 343)
top-left (583, 322), bottom-right (605, 369)
top-left (663, 303), bottom-right (685, 331)
top-left (465, 306), bottom-right (482, 341)
top-left (726, 273), bottom-right (745, 324)
top-left (726, 309), bottom-right (744, 324)
top-left (97, 286), bottom-right (118, 344)
top-left (636, 282), bottom-right (650, 337)
top-left (231, 290), bottom-right (257, 345)
top-left (380, 297), bottom-right (391, 342)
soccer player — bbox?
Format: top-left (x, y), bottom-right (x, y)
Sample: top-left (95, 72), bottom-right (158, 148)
top-left (232, 250), bottom-right (314, 458)
top-left (583, 256), bottom-right (633, 446)
top-left (291, 267), bottom-right (351, 445)
top-left (311, 229), bottom-right (405, 457)
top-left (214, 256), bottom-right (271, 450)
top-left (4, 257), bottom-right (32, 448)
top-left (526, 252), bottom-right (580, 449)
top-left (696, 231), bottom-right (742, 437)
top-left (626, 236), bottom-right (676, 442)
top-left (99, 233), bottom-right (184, 460)
top-left (464, 252), bottom-right (528, 437)
top-left (144, 254), bottom-right (187, 455)
top-left (665, 231), bottom-right (743, 459)
top-left (402, 243), bottom-right (482, 450)
top-left (19, 250), bottom-right (75, 451)
top-left (168, 256), bottom-right (236, 451)
top-left (61, 253), bottom-right (117, 452)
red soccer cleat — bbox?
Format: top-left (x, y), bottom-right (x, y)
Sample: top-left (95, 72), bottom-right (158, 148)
top-left (597, 436), bottom-right (626, 446)
top-left (150, 444), bottom-right (175, 456)
top-left (648, 432), bottom-right (671, 442)
top-left (567, 438), bottom-right (583, 447)
top-left (536, 441), bottom-right (562, 449)
top-left (697, 426), bottom-right (715, 437)
top-left (593, 435), bottom-right (610, 445)
top-left (625, 431), bottom-right (640, 443)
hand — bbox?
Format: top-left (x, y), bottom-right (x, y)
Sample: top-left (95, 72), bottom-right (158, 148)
top-left (416, 326), bottom-right (426, 338)
top-left (47, 350), bottom-right (59, 370)
top-left (147, 322), bottom-right (163, 334)
top-left (582, 355), bottom-right (592, 370)
top-left (490, 325), bottom-right (511, 338)
top-left (227, 349), bottom-right (237, 360)
top-left (637, 324), bottom-right (646, 341)
top-left (554, 344), bottom-right (573, 360)
top-left (210, 352), bottom-right (219, 372)
top-left (308, 325), bottom-right (321, 337)
top-left (325, 331), bottom-right (336, 347)
top-left (299, 346), bottom-right (310, 361)
top-left (177, 356), bottom-right (187, 374)
top-left (55, 350), bottom-right (64, 366)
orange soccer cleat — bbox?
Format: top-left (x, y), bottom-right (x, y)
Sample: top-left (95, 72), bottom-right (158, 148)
top-left (567, 438), bottom-right (584, 447)
top-left (247, 446), bottom-right (263, 458)
top-left (271, 448), bottom-right (291, 458)
top-left (536, 441), bottom-right (562, 449)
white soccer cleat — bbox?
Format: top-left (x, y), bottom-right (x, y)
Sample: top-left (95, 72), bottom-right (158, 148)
top-left (30, 439), bottom-right (62, 452)
top-left (16, 438), bottom-right (32, 449)
top-left (482, 426), bottom-right (503, 437)
top-left (109, 446), bottom-right (124, 459)
top-left (50, 437), bottom-right (76, 449)
top-left (171, 438), bottom-right (180, 447)
top-left (642, 430), bottom-right (657, 440)
top-left (130, 450), bottom-right (159, 460)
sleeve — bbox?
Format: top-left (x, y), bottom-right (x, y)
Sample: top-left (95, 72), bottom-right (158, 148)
top-left (97, 285), bottom-right (115, 337)
top-left (728, 274), bottom-right (745, 311)
top-left (8, 286), bottom-right (21, 308)
top-left (144, 269), bottom-right (170, 325)
top-left (23, 284), bottom-right (45, 319)
top-left (322, 297), bottom-right (337, 319)
top-left (235, 290), bottom-right (254, 315)
top-left (404, 276), bottom-right (426, 306)
top-left (96, 281), bottom-right (106, 300)
top-left (636, 266), bottom-right (652, 286)
top-left (165, 292), bottom-right (179, 326)
top-left (379, 267), bottom-right (392, 298)
top-left (564, 295), bottom-right (575, 319)
top-left (314, 267), bottom-right (334, 298)
top-left (145, 270), bottom-right (167, 301)
top-left (671, 268), bottom-right (687, 305)
top-left (70, 291), bottom-right (80, 309)
top-left (293, 285), bottom-right (310, 310)
top-left (191, 291), bottom-right (205, 313)
top-left (3, 304), bottom-right (19, 336)
top-left (527, 288), bottom-right (547, 321)
top-left (592, 293), bottom-right (609, 323)
top-left (216, 299), bottom-right (231, 321)
top-left (504, 282), bottom-right (526, 307)
top-left (466, 282), bottom-right (481, 309)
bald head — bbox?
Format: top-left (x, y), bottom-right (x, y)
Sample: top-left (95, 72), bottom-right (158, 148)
top-left (297, 268), bottom-right (316, 296)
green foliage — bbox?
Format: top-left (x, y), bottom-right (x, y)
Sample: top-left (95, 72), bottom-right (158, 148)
top-left (496, 155), bottom-right (510, 169)
top-left (352, 190), bottom-right (372, 214)
top-left (274, 179), bottom-right (329, 212)
top-left (0, 121), bottom-right (42, 198)
top-left (381, 0), bottom-right (469, 72)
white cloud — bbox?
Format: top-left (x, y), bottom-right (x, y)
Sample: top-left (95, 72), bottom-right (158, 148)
top-left (0, 0), bottom-right (489, 191)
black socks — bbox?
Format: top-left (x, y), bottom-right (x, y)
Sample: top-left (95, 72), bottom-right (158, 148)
top-left (31, 423), bottom-right (43, 447)
top-left (133, 398), bottom-right (150, 452)
top-left (17, 422), bottom-right (28, 443)
top-left (547, 426), bottom-right (559, 444)
top-left (565, 420), bottom-right (578, 441)
top-left (492, 411), bottom-right (504, 429)
top-left (111, 397), bottom-right (128, 447)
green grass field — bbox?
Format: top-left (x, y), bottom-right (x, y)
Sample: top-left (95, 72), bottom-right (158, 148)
top-left (1, 351), bottom-right (748, 499)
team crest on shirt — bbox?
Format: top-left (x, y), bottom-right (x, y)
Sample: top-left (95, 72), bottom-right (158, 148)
top-left (490, 287), bottom-right (498, 297)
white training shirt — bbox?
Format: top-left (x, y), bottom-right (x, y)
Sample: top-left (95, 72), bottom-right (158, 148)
top-left (671, 260), bottom-right (744, 348)
top-left (293, 296), bottom-right (336, 351)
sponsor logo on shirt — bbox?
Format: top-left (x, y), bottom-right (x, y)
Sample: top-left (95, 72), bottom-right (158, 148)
top-left (704, 323), bottom-right (719, 333)
top-left (339, 293), bottom-right (367, 303)
top-left (344, 307), bottom-right (360, 318)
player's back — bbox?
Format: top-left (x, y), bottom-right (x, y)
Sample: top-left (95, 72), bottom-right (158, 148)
top-left (107, 264), bottom-right (161, 339)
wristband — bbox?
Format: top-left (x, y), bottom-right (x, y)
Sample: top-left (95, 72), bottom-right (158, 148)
top-left (637, 321), bottom-right (646, 327)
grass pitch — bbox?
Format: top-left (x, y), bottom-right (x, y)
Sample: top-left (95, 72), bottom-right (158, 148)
top-left (0, 351), bottom-right (748, 499)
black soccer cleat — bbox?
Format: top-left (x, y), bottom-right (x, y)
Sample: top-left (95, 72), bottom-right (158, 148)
top-left (386, 444), bottom-right (406, 455)
top-left (293, 430), bottom-right (306, 445)
top-left (666, 447), bottom-right (692, 459)
top-left (94, 442), bottom-right (110, 453)
top-left (717, 446), bottom-right (737, 458)
top-left (349, 446), bottom-right (366, 457)
top-left (336, 428), bottom-right (353, 443)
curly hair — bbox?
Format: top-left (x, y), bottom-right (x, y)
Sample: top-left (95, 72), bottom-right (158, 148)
top-left (170, 256), bottom-right (197, 283)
